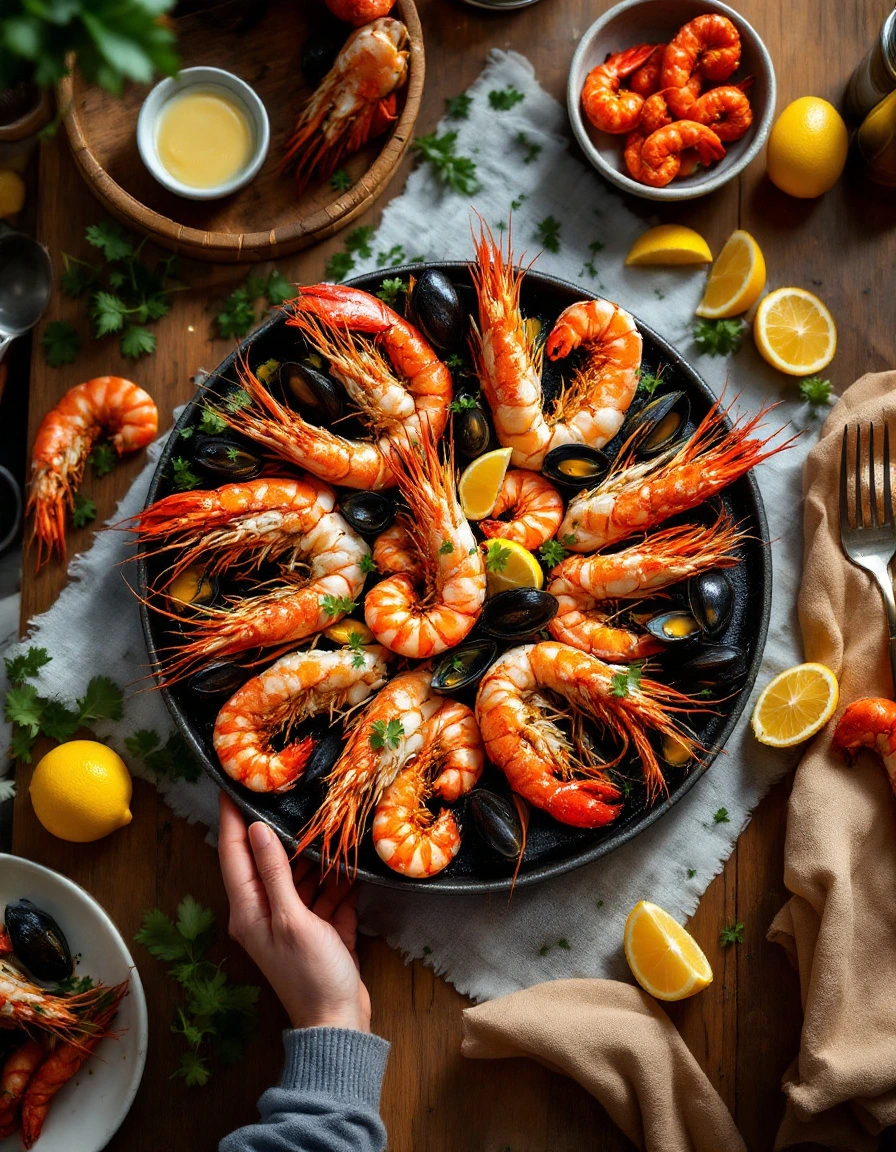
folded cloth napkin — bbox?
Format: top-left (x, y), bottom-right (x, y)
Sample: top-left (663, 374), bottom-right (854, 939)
top-left (769, 370), bottom-right (896, 1151)
top-left (462, 979), bottom-right (746, 1152)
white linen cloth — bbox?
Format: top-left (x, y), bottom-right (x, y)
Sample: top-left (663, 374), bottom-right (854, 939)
top-left (2, 51), bottom-right (823, 1002)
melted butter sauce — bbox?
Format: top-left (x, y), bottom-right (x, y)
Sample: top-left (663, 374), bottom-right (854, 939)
top-left (157, 88), bottom-right (252, 189)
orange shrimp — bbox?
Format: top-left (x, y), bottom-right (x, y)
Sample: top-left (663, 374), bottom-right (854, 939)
top-left (372, 517), bottom-right (426, 581)
top-left (27, 376), bottom-right (157, 568)
top-left (422, 697), bottom-right (485, 801)
top-left (832, 698), bottom-right (896, 796)
top-left (630, 44), bottom-right (666, 97)
top-left (0, 1040), bottom-right (43, 1139)
top-left (629, 120), bottom-right (725, 187)
top-left (324, 0), bottom-right (394, 26)
top-left (662, 14), bottom-right (741, 89)
top-left (282, 18), bottom-right (408, 192)
top-left (581, 43), bottom-right (658, 134)
top-left (478, 470), bottom-right (564, 550)
top-left (690, 84), bottom-right (754, 142)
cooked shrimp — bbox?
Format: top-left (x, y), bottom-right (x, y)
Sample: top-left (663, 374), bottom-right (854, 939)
top-left (324, 0), bottom-right (394, 26)
top-left (422, 697), bottom-right (485, 801)
top-left (0, 958), bottom-right (117, 1041)
top-left (581, 43), bottom-right (658, 134)
top-left (364, 429), bottom-right (486, 658)
top-left (221, 285), bottom-right (451, 490)
top-left (627, 120), bottom-right (725, 187)
top-left (691, 84), bottom-right (753, 141)
top-left (547, 516), bottom-right (744, 660)
top-left (662, 14), bottom-right (741, 89)
top-left (372, 760), bottom-right (461, 878)
top-left (282, 17), bottom-right (408, 192)
top-left (833, 698), bottom-right (896, 796)
top-left (372, 517), bottom-right (425, 581)
top-left (27, 375), bottom-right (157, 568)
top-left (213, 647), bottom-right (390, 793)
top-left (630, 44), bottom-right (666, 97)
top-left (560, 399), bottom-right (793, 553)
top-left (0, 1040), bottom-right (43, 1139)
top-left (479, 470), bottom-right (564, 550)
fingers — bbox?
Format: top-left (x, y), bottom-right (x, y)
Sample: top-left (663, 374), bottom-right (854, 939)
top-left (248, 821), bottom-right (308, 920)
top-left (310, 874), bottom-right (354, 926)
top-left (329, 887), bottom-right (360, 956)
top-left (218, 795), bottom-right (268, 916)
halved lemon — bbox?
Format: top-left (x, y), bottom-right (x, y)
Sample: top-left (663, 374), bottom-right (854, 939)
top-left (695, 230), bottom-right (767, 319)
top-left (483, 538), bottom-right (544, 595)
top-left (623, 901), bottom-right (713, 1001)
top-left (625, 224), bottom-right (712, 266)
top-left (750, 662), bottom-right (839, 747)
top-left (458, 447), bottom-right (513, 519)
top-left (753, 287), bottom-right (837, 376)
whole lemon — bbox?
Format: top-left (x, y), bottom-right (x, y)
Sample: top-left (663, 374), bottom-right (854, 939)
top-left (30, 740), bottom-right (133, 843)
top-left (767, 97), bottom-right (848, 198)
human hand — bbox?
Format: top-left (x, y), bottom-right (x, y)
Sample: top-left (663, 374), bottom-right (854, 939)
top-left (217, 793), bottom-right (371, 1033)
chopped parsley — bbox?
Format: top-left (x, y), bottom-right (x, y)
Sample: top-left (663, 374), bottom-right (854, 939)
top-left (411, 131), bottom-right (481, 196)
top-left (41, 320), bottom-right (81, 367)
top-left (369, 718), bottom-right (404, 751)
top-left (448, 394), bottom-right (478, 413)
top-left (376, 277), bottom-right (406, 306)
top-left (320, 595), bottom-right (358, 617)
top-left (171, 458), bottom-right (201, 492)
top-left (534, 215), bottom-right (562, 253)
top-left (515, 131), bottom-right (541, 164)
top-left (610, 662), bottom-right (643, 698)
top-left (713, 807), bottom-right (730, 824)
top-left (800, 375), bottom-right (833, 408)
top-left (88, 440), bottom-right (117, 476)
top-left (438, 539), bottom-right (455, 555)
top-left (445, 93), bottom-right (472, 120)
top-left (538, 539), bottom-right (568, 569)
top-left (72, 493), bottom-right (97, 528)
top-left (488, 86), bottom-right (525, 111)
top-left (359, 553), bottom-right (377, 574)
top-left (693, 317), bottom-right (745, 357)
top-left (329, 168), bottom-right (353, 192)
top-left (720, 920), bottom-right (744, 947)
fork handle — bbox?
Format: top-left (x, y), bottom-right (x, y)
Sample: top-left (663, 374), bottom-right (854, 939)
top-left (865, 559), bottom-right (896, 694)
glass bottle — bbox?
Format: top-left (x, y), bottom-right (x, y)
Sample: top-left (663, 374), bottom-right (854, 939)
top-left (856, 88), bottom-right (896, 186)
top-left (845, 7), bottom-right (896, 121)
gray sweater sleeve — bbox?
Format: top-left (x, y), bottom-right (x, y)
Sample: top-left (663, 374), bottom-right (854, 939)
top-left (219, 1028), bottom-right (390, 1152)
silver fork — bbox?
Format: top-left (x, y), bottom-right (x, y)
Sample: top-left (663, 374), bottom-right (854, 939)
top-left (839, 423), bottom-right (896, 690)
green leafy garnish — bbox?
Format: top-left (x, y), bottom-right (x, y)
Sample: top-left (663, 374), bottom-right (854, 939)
top-left (534, 215), bottom-right (561, 254)
top-left (215, 286), bottom-right (256, 340)
top-left (264, 270), bottom-right (293, 306)
top-left (515, 131), bottom-right (541, 164)
top-left (636, 368), bottom-right (665, 396)
top-left (411, 131), bottom-right (481, 196)
top-left (4, 647), bottom-right (51, 685)
top-left (538, 540), bottom-right (567, 569)
top-left (484, 541), bottom-right (511, 573)
top-left (445, 93), bottom-right (472, 120)
top-left (321, 595), bottom-right (358, 617)
top-left (359, 553), bottom-right (377, 574)
top-left (324, 251), bottom-right (356, 282)
top-left (329, 168), bottom-right (353, 192)
top-left (687, 867), bottom-right (697, 879)
top-left (376, 277), bottom-right (406, 306)
top-left (538, 944), bottom-right (552, 957)
top-left (41, 321), bottom-right (80, 367)
top-left (448, 394), bottom-right (477, 412)
top-left (121, 325), bottom-right (156, 359)
top-left (800, 375), bottom-right (833, 408)
top-left (198, 408), bottom-right (228, 436)
top-left (125, 729), bottom-right (201, 783)
top-left (324, 226), bottom-right (377, 282)
top-left (560, 534), bottom-right (577, 547)
top-left (72, 493), bottom-right (96, 528)
top-left (76, 676), bottom-right (124, 724)
top-left (580, 239), bottom-right (605, 279)
top-left (488, 86), bottom-right (525, 111)
top-left (610, 662), bottom-right (643, 698)
top-left (557, 938), bottom-right (571, 951)
top-left (377, 245), bottom-right (405, 267)
top-left (720, 920), bottom-right (744, 947)
top-left (713, 807), bottom-right (730, 824)
top-left (446, 353), bottom-right (466, 373)
top-left (56, 974), bottom-right (95, 994)
top-left (171, 458), bottom-right (201, 492)
top-left (369, 718), bottom-right (404, 751)
top-left (693, 318), bottom-right (745, 357)
top-left (345, 633), bottom-right (368, 670)
top-left (438, 539), bottom-right (455, 555)
top-left (225, 389), bottom-right (251, 413)
top-left (86, 221), bottom-right (134, 261)
top-left (87, 440), bottom-right (117, 477)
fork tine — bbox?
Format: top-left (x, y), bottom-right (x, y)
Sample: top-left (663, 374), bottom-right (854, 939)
top-left (855, 424), bottom-right (864, 529)
top-left (840, 425), bottom-right (850, 533)
top-left (885, 425), bottom-right (894, 528)
top-left (870, 424), bottom-right (879, 528)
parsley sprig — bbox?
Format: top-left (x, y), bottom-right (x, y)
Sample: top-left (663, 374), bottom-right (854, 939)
top-left (321, 595), bottom-right (358, 618)
top-left (411, 132), bottom-right (481, 196)
top-left (538, 539), bottom-right (568, 569)
top-left (41, 321), bottom-right (80, 367)
top-left (214, 270), bottom-right (293, 340)
top-left (445, 93), bottom-right (472, 120)
top-left (693, 318), bottom-right (745, 357)
top-left (488, 86), bottom-right (525, 111)
top-left (800, 375), bottom-right (833, 410)
top-left (720, 920), bottom-right (744, 947)
top-left (125, 729), bottom-right (201, 784)
top-left (376, 277), bottom-right (406, 306)
top-left (610, 662), bottom-right (643, 698)
top-left (484, 541), bottom-right (512, 573)
top-left (369, 718), bottom-right (405, 751)
top-left (324, 226), bottom-right (377, 283)
top-left (534, 216), bottom-right (562, 253)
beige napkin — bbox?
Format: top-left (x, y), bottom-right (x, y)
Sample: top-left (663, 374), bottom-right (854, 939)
top-left (769, 370), bottom-right (896, 1151)
top-left (462, 979), bottom-right (746, 1151)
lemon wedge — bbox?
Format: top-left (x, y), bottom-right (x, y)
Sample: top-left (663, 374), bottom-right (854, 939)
top-left (753, 287), bottom-right (837, 376)
top-left (625, 224), bottom-right (713, 266)
top-left (483, 538), bottom-right (544, 595)
top-left (623, 901), bottom-right (713, 1002)
top-left (751, 662), bottom-right (839, 747)
top-left (459, 447), bottom-right (513, 519)
top-left (695, 230), bottom-right (767, 319)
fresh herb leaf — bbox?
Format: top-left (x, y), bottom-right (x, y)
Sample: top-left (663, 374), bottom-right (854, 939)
top-left (510, 195), bottom-right (527, 211)
top-left (60, 256), bottom-right (97, 298)
top-left (538, 539), bottom-right (567, 569)
top-left (693, 317), bottom-right (745, 357)
top-left (125, 729), bottom-right (161, 758)
top-left (127, 728), bottom-right (200, 783)
top-left (225, 389), bottom-right (251, 413)
top-left (121, 325), bottom-right (156, 359)
top-left (515, 131), bottom-right (541, 164)
top-left (377, 245), bottom-right (405, 267)
top-left (713, 807), bottom-right (730, 824)
top-left (376, 277), bottom-right (406, 305)
top-left (77, 676), bottom-right (123, 724)
top-left (637, 368), bottom-right (664, 396)
top-left (534, 216), bottom-right (562, 253)
top-left (4, 647), bottom-right (51, 685)
top-left (369, 718), bottom-right (405, 751)
top-left (39, 700), bottom-right (80, 743)
top-left (610, 662), bottom-right (643, 698)
top-left (9, 727), bottom-right (35, 764)
top-left (580, 238), bottom-right (605, 279)
top-left (557, 938), bottom-right (571, 950)
top-left (448, 394), bottom-right (478, 412)
top-left (445, 353), bottom-right (466, 373)
top-left (86, 222), bottom-right (134, 262)
top-left (346, 226), bottom-right (375, 259)
top-left (264, 270), bottom-right (293, 306)
top-left (484, 541), bottom-right (511, 573)
top-left (687, 867), bottom-right (697, 879)
top-left (800, 375), bottom-right (833, 408)
top-left (445, 93), bottom-right (472, 120)
top-left (56, 974), bottom-right (95, 994)
top-left (359, 553), bottom-right (377, 574)
top-left (215, 286), bottom-right (256, 339)
top-left (198, 408), bottom-right (228, 436)
top-left (72, 492), bottom-right (97, 528)
top-left (177, 895), bottom-right (216, 944)
top-left (538, 944), bottom-right (552, 956)
top-left (446, 654), bottom-right (465, 674)
top-left (720, 920), bottom-right (744, 946)
top-left (88, 441), bottom-right (118, 477)
top-left (90, 290), bottom-right (129, 336)
top-left (438, 539), bottom-right (455, 555)
top-left (411, 131), bottom-right (481, 196)
top-left (4, 683), bottom-right (43, 736)
top-left (171, 457), bottom-right (201, 492)
top-left (488, 86), bottom-right (525, 111)
top-left (41, 320), bottom-right (80, 367)
top-left (321, 594), bottom-right (358, 617)
top-left (329, 168), bottom-right (353, 192)
top-left (324, 251), bottom-right (356, 282)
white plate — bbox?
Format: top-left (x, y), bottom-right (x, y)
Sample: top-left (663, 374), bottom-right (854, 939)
top-left (0, 855), bottom-right (147, 1152)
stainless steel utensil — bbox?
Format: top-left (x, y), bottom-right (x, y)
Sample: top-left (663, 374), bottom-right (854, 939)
top-left (0, 232), bottom-right (53, 366)
top-left (839, 422), bottom-right (896, 690)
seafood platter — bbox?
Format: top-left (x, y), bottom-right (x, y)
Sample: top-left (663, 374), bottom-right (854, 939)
top-left (136, 234), bottom-right (781, 892)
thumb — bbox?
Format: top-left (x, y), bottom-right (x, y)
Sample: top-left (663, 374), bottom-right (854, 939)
top-left (248, 822), bottom-right (303, 916)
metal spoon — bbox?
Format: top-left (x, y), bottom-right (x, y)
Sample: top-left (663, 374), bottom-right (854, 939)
top-left (0, 232), bottom-right (53, 366)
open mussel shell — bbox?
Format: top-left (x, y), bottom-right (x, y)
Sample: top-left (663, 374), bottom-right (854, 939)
top-left (662, 727), bottom-right (696, 769)
top-left (542, 444), bottom-right (611, 492)
top-left (194, 437), bottom-right (263, 481)
top-left (626, 391), bottom-right (690, 458)
top-left (469, 790), bottom-right (524, 859)
top-left (453, 404), bottom-right (494, 458)
top-left (302, 730), bottom-right (344, 788)
top-left (688, 570), bottom-right (735, 637)
top-left (406, 269), bottom-right (465, 350)
top-left (189, 662), bottom-right (247, 702)
top-left (340, 491), bottom-right (396, 537)
top-left (167, 566), bottom-right (218, 611)
top-left (480, 588), bottom-right (558, 639)
top-left (644, 610), bottom-right (702, 646)
top-left (280, 361), bottom-right (344, 425)
top-left (431, 640), bottom-right (498, 694)
top-left (673, 643), bottom-right (747, 685)
top-left (4, 899), bottom-right (73, 983)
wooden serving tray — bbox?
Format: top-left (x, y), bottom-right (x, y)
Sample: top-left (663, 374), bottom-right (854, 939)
top-left (57, 0), bottom-right (423, 263)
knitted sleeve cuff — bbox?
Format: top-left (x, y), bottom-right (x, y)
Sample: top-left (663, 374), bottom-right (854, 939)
top-left (280, 1028), bottom-right (391, 1109)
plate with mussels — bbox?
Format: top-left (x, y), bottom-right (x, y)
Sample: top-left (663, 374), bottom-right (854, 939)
top-left (136, 252), bottom-right (773, 892)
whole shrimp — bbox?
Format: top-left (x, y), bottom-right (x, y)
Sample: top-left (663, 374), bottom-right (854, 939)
top-left (471, 227), bottom-right (641, 470)
top-left (213, 647), bottom-right (390, 793)
top-left (629, 44), bottom-right (667, 97)
top-left (690, 84), bottom-right (754, 142)
top-left (372, 517), bottom-right (425, 581)
top-left (560, 399), bottom-right (793, 553)
top-left (581, 43), bottom-right (658, 134)
top-left (625, 120), bottom-right (725, 187)
top-left (325, 0), bottom-right (394, 26)
top-left (832, 698), bottom-right (896, 797)
top-left (547, 515), bottom-right (745, 661)
top-left (478, 470), bottom-right (564, 550)
top-left (0, 1040), bottom-right (43, 1139)
top-left (221, 285), bottom-right (452, 490)
top-left (364, 428), bottom-right (486, 658)
top-left (27, 376), bottom-right (157, 568)
top-left (662, 14), bottom-right (741, 90)
top-left (283, 17), bottom-right (409, 193)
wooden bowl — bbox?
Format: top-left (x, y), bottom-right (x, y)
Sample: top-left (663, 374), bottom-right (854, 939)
top-left (58, 0), bottom-right (423, 262)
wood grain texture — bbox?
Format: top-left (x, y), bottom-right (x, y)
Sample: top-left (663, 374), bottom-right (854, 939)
top-left (13, 0), bottom-right (895, 1148)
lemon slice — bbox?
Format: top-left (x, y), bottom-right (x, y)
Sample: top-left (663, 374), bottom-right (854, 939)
top-left (753, 287), bottom-right (837, 376)
top-left (625, 224), bottom-right (713, 266)
top-left (695, 230), bottom-right (767, 319)
top-left (483, 538), bottom-right (544, 594)
top-left (324, 618), bottom-right (375, 646)
top-left (459, 447), bottom-right (513, 519)
top-left (751, 662), bottom-right (839, 747)
top-left (623, 901), bottom-right (713, 1002)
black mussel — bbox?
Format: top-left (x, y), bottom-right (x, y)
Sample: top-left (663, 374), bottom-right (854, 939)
top-left (407, 269), bottom-right (465, 350)
top-left (626, 391), bottom-right (690, 458)
top-left (431, 641), bottom-right (498, 694)
top-left (674, 643), bottom-right (747, 684)
top-left (480, 588), bottom-right (558, 639)
top-left (453, 404), bottom-right (493, 458)
top-left (4, 900), bottom-right (73, 983)
top-left (469, 790), bottom-right (524, 859)
top-left (189, 662), bottom-right (247, 701)
top-left (542, 444), bottom-right (611, 491)
top-left (280, 361), bottom-right (344, 425)
top-left (644, 610), bottom-right (702, 646)
top-left (167, 565), bottom-right (217, 610)
top-left (301, 24), bottom-right (345, 87)
top-left (340, 491), bottom-right (396, 536)
top-left (662, 729), bottom-right (695, 769)
top-left (301, 731), bottom-right (345, 787)
top-left (194, 437), bottom-right (263, 481)
top-left (688, 570), bottom-right (735, 637)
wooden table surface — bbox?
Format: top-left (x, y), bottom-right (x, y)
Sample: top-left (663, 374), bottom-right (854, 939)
top-left (12, 1), bottom-right (896, 1148)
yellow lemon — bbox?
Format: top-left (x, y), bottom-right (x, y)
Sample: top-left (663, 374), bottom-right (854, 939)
top-left (695, 230), bottom-right (767, 319)
top-left (458, 447), bottom-right (513, 519)
top-left (0, 170), bottom-right (25, 218)
top-left (324, 618), bottom-right (375, 646)
top-left (767, 97), bottom-right (848, 198)
top-left (751, 662), bottom-right (839, 747)
top-left (30, 740), bottom-right (133, 843)
top-left (625, 224), bottom-right (713, 266)
top-left (753, 287), bottom-right (837, 375)
top-left (482, 538), bottom-right (544, 595)
top-left (623, 901), bottom-right (713, 1002)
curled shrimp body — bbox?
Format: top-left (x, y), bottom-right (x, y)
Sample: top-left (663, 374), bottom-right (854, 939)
top-left (662, 14), bottom-right (741, 89)
top-left (422, 697), bottom-right (485, 801)
top-left (560, 400), bottom-right (791, 553)
top-left (582, 43), bottom-right (658, 134)
top-left (213, 647), bottom-right (390, 793)
top-left (372, 517), bottom-right (425, 580)
top-left (833, 698), bottom-right (896, 797)
top-left (282, 18), bottom-right (408, 192)
top-left (0, 1040), bottom-right (43, 1139)
top-left (364, 430), bottom-right (486, 658)
top-left (627, 120), bottom-right (725, 187)
top-left (479, 470), bottom-right (564, 550)
top-left (630, 44), bottom-right (666, 96)
top-left (27, 376), bottom-right (158, 568)
top-left (691, 84), bottom-right (753, 141)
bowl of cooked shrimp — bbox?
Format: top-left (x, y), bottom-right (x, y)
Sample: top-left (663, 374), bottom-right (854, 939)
top-left (568, 0), bottom-right (776, 200)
